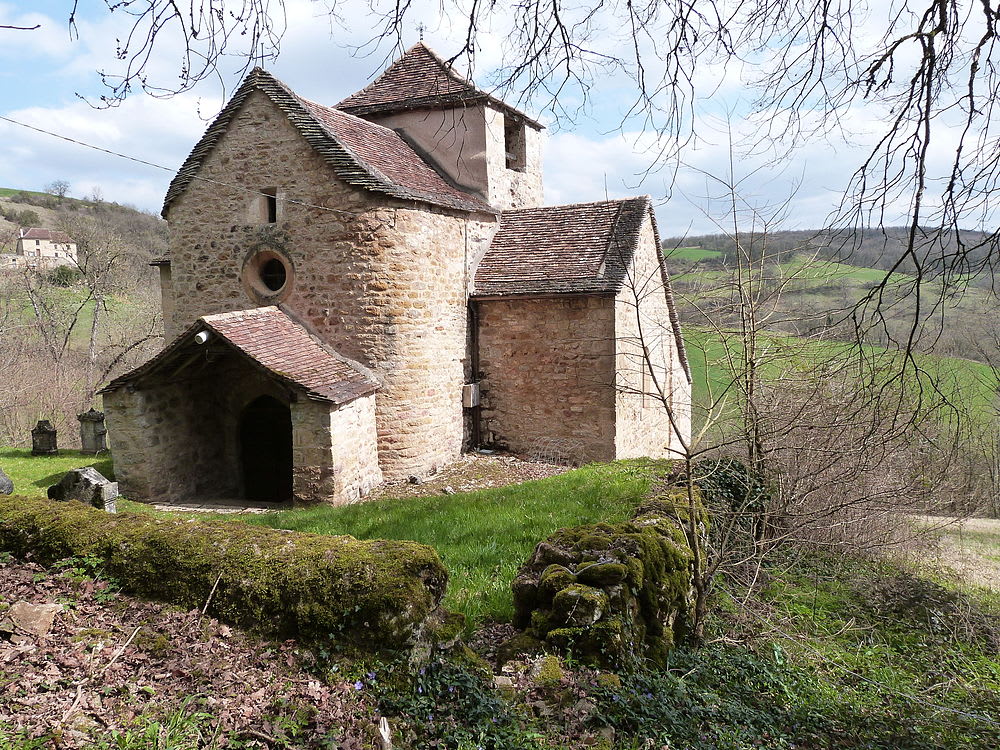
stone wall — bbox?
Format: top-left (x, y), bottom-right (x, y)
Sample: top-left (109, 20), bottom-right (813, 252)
top-left (613, 214), bottom-right (691, 458)
top-left (370, 106), bottom-right (490, 198)
top-left (104, 349), bottom-right (380, 505)
top-left (372, 102), bottom-right (544, 211)
top-left (163, 89), bottom-right (493, 480)
top-left (483, 105), bottom-right (544, 210)
top-left (156, 264), bottom-right (176, 335)
top-left (476, 295), bottom-right (617, 463)
top-left (292, 394), bottom-right (382, 505)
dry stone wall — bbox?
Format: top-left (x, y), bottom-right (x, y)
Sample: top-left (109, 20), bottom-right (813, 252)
top-left (477, 295), bottom-right (617, 463)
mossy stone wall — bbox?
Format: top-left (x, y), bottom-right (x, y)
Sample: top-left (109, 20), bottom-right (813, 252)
top-left (509, 494), bottom-right (699, 668)
top-left (0, 497), bottom-right (448, 653)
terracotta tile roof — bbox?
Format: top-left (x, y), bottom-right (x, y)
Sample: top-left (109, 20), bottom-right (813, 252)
top-left (473, 198), bottom-right (652, 297)
top-left (19, 228), bottom-right (74, 243)
top-left (100, 307), bottom-right (378, 405)
top-left (338, 43), bottom-right (543, 129)
top-left (294, 95), bottom-right (491, 212)
top-left (162, 68), bottom-right (492, 217)
top-left (473, 196), bottom-right (690, 381)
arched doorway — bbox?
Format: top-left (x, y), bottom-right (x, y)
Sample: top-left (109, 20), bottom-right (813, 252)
top-left (239, 395), bottom-right (293, 502)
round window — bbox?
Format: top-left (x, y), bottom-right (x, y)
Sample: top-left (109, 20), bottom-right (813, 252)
top-left (260, 258), bottom-right (287, 292)
top-left (241, 249), bottom-right (294, 303)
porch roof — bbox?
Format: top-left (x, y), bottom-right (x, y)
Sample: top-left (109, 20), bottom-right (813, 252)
top-left (100, 307), bottom-right (379, 405)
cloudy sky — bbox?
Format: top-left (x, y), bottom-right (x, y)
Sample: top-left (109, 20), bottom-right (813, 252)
top-left (0, 0), bottom-right (904, 235)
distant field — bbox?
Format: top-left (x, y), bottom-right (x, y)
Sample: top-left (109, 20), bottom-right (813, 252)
top-left (0, 187), bottom-right (48, 199)
top-left (682, 327), bottom-right (999, 431)
top-left (920, 516), bottom-right (1000, 591)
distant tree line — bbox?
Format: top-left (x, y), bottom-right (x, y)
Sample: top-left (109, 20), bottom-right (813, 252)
top-left (664, 227), bottom-right (998, 288)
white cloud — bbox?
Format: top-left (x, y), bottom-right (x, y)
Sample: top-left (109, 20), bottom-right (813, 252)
top-left (0, 93), bottom-right (212, 212)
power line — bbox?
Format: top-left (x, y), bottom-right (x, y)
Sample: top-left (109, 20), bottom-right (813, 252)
top-left (0, 114), bottom-right (367, 219)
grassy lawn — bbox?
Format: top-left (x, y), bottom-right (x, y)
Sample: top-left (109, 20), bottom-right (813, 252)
top-left (0, 448), bottom-right (114, 497)
top-left (236, 460), bottom-right (661, 625)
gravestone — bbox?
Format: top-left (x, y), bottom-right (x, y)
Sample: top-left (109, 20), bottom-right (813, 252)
top-left (0, 467), bottom-right (12, 495)
top-left (31, 420), bottom-right (57, 455)
top-left (77, 408), bottom-right (108, 454)
top-left (47, 467), bottom-right (118, 513)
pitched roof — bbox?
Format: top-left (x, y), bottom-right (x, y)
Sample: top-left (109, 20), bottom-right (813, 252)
top-left (100, 307), bottom-right (378, 405)
top-left (338, 43), bottom-right (543, 129)
top-left (473, 198), bottom-right (652, 297)
top-left (473, 196), bottom-right (690, 381)
top-left (162, 68), bottom-right (492, 217)
top-left (19, 228), bottom-right (73, 243)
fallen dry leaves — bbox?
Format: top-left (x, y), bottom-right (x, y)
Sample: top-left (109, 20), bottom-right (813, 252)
top-left (0, 556), bottom-right (381, 748)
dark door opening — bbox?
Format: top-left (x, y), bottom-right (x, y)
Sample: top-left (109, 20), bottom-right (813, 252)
top-left (239, 395), bottom-right (293, 502)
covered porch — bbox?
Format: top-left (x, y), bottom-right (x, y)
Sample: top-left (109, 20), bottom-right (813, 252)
top-left (101, 307), bottom-right (382, 506)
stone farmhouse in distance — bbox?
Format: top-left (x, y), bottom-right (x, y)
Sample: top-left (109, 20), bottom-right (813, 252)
top-left (15, 228), bottom-right (77, 267)
top-left (101, 44), bottom-right (692, 506)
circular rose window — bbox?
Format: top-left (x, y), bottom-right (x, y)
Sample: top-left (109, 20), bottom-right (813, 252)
top-left (242, 249), bottom-right (294, 303)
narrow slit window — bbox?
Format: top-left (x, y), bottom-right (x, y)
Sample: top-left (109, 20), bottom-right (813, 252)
top-left (504, 114), bottom-right (526, 172)
top-left (263, 188), bottom-right (277, 223)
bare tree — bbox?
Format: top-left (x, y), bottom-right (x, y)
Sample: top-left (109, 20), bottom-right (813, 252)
top-left (44, 180), bottom-right (70, 200)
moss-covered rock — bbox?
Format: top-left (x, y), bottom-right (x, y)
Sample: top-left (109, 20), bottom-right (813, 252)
top-left (510, 487), bottom-right (703, 669)
top-left (551, 584), bottom-right (607, 627)
top-left (576, 561), bottom-right (628, 587)
top-left (0, 496), bottom-right (449, 654)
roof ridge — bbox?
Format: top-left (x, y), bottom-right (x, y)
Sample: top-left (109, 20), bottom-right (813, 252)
top-left (162, 66), bottom-right (493, 216)
top-left (337, 44), bottom-right (543, 129)
top-left (499, 197), bottom-right (639, 216)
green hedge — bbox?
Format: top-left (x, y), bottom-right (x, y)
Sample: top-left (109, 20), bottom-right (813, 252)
top-left (0, 497), bottom-right (449, 651)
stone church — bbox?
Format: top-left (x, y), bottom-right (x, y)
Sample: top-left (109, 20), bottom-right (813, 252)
top-left (101, 44), bottom-right (692, 505)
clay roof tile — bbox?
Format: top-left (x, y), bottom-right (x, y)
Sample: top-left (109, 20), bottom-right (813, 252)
top-left (338, 43), bottom-right (543, 129)
top-left (99, 307), bottom-right (378, 404)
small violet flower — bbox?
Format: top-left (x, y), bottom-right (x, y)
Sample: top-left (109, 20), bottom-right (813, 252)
top-left (353, 680), bottom-right (364, 691)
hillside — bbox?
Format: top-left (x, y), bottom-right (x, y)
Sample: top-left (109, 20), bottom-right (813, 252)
top-left (3, 455), bottom-right (999, 748)
top-left (0, 186), bottom-right (167, 259)
top-left (662, 230), bottom-right (1000, 363)
top-left (0, 186), bottom-right (167, 448)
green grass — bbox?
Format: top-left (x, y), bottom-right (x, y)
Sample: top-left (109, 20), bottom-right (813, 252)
top-left (0, 449), bottom-right (663, 626)
top-left (682, 326), bottom-right (1000, 433)
top-left (0, 448), bottom-right (114, 496)
top-left (236, 460), bottom-right (662, 624)
top-left (0, 187), bottom-right (48, 199)
top-left (664, 246), bottom-right (723, 262)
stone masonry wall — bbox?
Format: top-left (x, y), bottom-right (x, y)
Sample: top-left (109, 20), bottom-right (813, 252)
top-left (163, 90), bottom-right (493, 480)
top-left (483, 105), bottom-right (543, 210)
top-left (292, 394), bottom-right (382, 505)
top-left (613, 215), bottom-right (691, 458)
top-left (370, 106), bottom-right (490, 199)
top-left (156, 265), bottom-right (176, 336)
top-left (477, 296), bottom-right (617, 463)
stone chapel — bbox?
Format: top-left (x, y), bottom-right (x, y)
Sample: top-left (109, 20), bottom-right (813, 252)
top-left (101, 43), bottom-right (692, 505)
